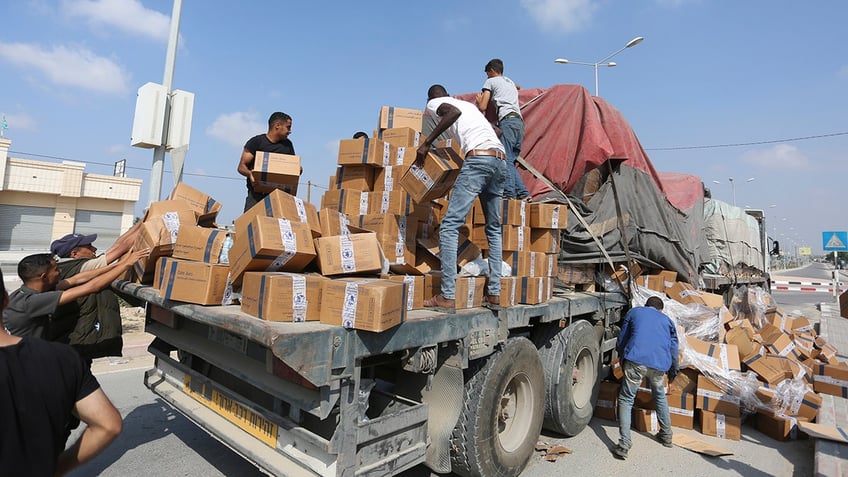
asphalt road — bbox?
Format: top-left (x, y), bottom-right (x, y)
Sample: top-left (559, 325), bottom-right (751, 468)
top-left (66, 268), bottom-right (830, 477)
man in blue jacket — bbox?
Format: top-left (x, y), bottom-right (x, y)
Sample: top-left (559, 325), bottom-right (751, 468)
top-left (613, 296), bottom-right (679, 459)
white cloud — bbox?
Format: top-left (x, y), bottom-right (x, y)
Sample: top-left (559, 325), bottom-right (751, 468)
top-left (520, 0), bottom-right (597, 33)
top-left (0, 42), bottom-right (130, 95)
top-left (0, 112), bottom-right (37, 131)
top-left (61, 0), bottom-right (171, 42)
top-left (741, 144), bottom-right (809, 169)
top-left (206, 112), bottom-right (264, 148)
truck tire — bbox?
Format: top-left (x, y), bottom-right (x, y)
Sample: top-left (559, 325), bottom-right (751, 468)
top-left (450, 337), bottom-right (544, 477)
top-left (534, 320), bottom-right (601, 436)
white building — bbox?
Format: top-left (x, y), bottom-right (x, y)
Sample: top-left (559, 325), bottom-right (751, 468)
top-left (0, 138), bottom-right (142, 252)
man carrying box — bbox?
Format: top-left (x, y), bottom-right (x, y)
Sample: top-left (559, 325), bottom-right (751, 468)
top-left (613, 296), bottom-right (679, 459)
top-left (419, 84), bottom-right (508, 313)
top-left (238, 112), bottom-right (296, 212)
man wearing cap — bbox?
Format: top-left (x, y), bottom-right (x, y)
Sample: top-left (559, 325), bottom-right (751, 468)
top-left (45, 222), bottom-right (143, 363)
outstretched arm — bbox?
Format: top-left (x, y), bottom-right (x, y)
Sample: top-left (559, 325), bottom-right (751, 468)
top-left (55, 388), bottom-right (123, 476)
top-left (103, 220), bottom-right (143, 264)
top-left (58, 249), bottom-right (150, 305)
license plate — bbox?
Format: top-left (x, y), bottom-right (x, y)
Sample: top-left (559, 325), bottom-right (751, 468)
top-left (184, 375), bottom-right (278, 448)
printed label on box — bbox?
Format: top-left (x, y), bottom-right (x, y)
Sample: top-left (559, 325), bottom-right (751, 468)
top-left (342, 282), bottom-right (359, 328)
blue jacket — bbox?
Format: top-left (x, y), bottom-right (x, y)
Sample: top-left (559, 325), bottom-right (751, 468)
top-left (616, 306), bottom-right (679, 372)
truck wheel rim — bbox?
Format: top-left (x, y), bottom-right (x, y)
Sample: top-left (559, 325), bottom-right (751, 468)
top-left (572, 347), bottom-right (594, 408)
top-left (498, 372), bottom-right (535, 452)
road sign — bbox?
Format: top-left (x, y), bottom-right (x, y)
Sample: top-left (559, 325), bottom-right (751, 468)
top-left (799, 246), bottom-right (812, 256)
top-left (822, 231), bottom-right (848, 251)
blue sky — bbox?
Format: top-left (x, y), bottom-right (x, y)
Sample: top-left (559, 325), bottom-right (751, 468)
top-left (1, 1), bottom-right (846, 255)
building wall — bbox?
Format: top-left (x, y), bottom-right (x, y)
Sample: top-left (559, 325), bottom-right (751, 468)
top-left (0, 138), bottom-right (142, 250)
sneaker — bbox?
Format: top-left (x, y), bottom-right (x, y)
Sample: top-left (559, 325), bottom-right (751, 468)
top-left (655, 433), bottom-right (673, 448)
top-left (423, 294), bottom-right (456, 313)
top-left (612, 445), bottom-right (628, 459)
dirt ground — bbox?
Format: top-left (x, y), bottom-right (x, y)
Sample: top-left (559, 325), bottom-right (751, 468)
top-left (120, 306), bottom-right (147, 333)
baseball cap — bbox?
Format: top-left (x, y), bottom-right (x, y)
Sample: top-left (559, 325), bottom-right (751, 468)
top-left (50, 233), bottom-right (98, 258)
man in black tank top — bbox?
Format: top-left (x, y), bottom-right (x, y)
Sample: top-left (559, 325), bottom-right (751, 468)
top-left (238, 111), bottom-right (295, 212)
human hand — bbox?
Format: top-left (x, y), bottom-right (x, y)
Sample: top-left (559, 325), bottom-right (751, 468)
top-left (125, 247), bottom-right (151, 264)
top-left (415, 142), bottom-right (431, 166)
top-left (668, 367), bottom-right (679, 382)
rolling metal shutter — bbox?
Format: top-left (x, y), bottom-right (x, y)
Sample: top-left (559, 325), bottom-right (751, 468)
top-left (74, 210), bottom-right (122, 252)
top-left (0, 205), bottom-right (55, 251)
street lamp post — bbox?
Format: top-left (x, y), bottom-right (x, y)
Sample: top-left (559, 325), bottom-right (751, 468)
top-left (554, 36), bottom-right (644, 96)
top-left (712, 177), bottom-right (754, 206)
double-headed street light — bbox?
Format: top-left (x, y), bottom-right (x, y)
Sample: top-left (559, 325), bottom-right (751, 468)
top-left (712, 177), bottom-right (755, 206)
top-left (554, 36), bottom-right (644, 96)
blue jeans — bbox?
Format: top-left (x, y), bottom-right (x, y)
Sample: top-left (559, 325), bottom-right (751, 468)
top-left (617, 360), bottom-right (672, 450)
top-left (499, 116), bottom-right (529, 199)
top-left (439, 155), bottom-right (507, 299)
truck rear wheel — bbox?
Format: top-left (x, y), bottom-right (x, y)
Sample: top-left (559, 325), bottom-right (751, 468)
top-left (450, 337), bottom-right (544, 477)
top-left (534, 320), bottom-right (601, 436)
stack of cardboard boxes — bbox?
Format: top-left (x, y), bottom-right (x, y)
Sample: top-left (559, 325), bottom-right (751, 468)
top-left (138, 105), bottom-right (571, 333)
top-left (597, 268), bottom-right (842, 443)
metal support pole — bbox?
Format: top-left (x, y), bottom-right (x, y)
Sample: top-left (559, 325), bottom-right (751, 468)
top-left (148, 0), bottom-right (183, 206)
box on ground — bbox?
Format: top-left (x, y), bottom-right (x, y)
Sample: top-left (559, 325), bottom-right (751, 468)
top-left (252, 152), bottom-right (300, 195)
top-left (696, 375), bottom-right (741, 417)
top-left (632, 407), bottom-right (659, 433)
top-left (594, 381), bottom-right (619, 421)
top-left (668, 391), bottom-right (696, 430)
top-left (320, 278), bottom-right (406, 332)
top-left (756, 410), bottom-right (806, 441)
top-left (157, 257), bottom-right (230, 305)
top-left (699, 410), bottom-right (741, 440)
top-left (240, 272), bottom-right (325, 322)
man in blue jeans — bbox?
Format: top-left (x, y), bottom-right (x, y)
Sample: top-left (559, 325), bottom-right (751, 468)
top-left (418, 84), bottom-right (508, 313)
top-left (476, 58), bottom-right (530, 200)
top-left (613, 296), bottom-right (679, 459)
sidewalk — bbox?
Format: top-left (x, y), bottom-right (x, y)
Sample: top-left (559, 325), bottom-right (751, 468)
top-left (814, 302), bottom-right (848, 476)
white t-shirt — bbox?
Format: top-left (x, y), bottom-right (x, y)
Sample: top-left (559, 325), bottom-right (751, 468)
top-left (425, 96), bottom-right (504, 156)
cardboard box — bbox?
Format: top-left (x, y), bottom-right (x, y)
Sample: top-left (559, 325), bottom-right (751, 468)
top-left (373, 165), bottom-right (408, 192)
top-left (314, 232), bottom-right (383, 276)
top-left (252, 151), bottom-right (300, 195)
top-left (610, 358), bottom-right (624, 381)
top-left (501, 199), bottom-right (529, 226)
top-left (358, 214), bottom-right (418, 274)
top-left (417, 233), bottom-right (480, 271)
top-left (669, 368), bottom-right (699, 394)
top-left (399, 150), bottom-right (462, 203)
top-left (320, 278), bottom-right (406, 332)
top-left (168, 183), bottom-right (222, 226)
top-left (236, 189), bottom-right (321, 239)
top-left (331, 165), bottom-right (374, 191)
top-left (455, 276), bottom-right (486, 309)
top-left (594, 381), bottom-right (619, 421)
top-left (666, 281), bottom-right (707, 306)
top-left (700, 291), bottom-right (725, 309)
top-left (424, 272), bottom-right (441, 300)
top-left (632, 407), bottom-right (659, 434)
top-left (503, 251), bottom-right (532, 277)
top-left (756, 411), bottom-right (805, 441)
top-left (743, 350), bottom-right (787, 385)
top-left (519, 277), bottom-right (552, 305)
top-left (814, 363), bottom-right (848, 397)
top-left (529, 228), bottom-right (559, 254)
top-left (759, 324), bottom-right (798, 358)
top-left (228, 215), bottom-right (317, 285)
top-left (172, 225), bottom-right (229, 264)
top-left (379, 106), bottom-right (423, 130)
top-left (501, 225), bottom-right (530, 252)
top-left (240, 272), bottom-right (325, 322)
top-left (699, 410), bottom-right (741, 440)
top-left (157, 257), bottom-right (230, 305)
top-left (668, 391), bottom-right (696, 430)
top-left (143, 199), bottom-right (198, 223)
top-left (635, 270), bottom-right (678, 293)
top-left (685, 335), bottom-right (742, 372)
top-left (378, 127), bottom-right (422, 148)
top-left (369, 190), bottom-right (416, 216)
top-left (725, 325), bottom-right (758, 360)
top-left (382, 274), bottom-right (424, 310)
top-left (499, 277), bottom-right (519, 307)
top-left (556, 262), bottom-right (595, 285)
top-left (338, 138), bottom-right (395, 167)
top-left (133, 210), bottom-right (198, 283)
top-left (318, 208), bottom-right (369, 237)
top-left (696, 375), bottom-right (741, 417)
top-left (321, 189), bottom-right (371, 217)
top-left (528, 202), bottom-right (568, 229)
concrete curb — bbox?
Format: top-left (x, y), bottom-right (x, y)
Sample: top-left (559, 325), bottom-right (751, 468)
top-left (814, 302), bottom-right (848, 476)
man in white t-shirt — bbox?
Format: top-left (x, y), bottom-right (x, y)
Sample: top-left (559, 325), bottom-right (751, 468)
top-left (418, 84), bottom-right (508, 313)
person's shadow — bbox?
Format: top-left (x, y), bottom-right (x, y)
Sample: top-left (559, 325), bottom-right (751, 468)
top-left (66, 399), bottom-right (266, 476)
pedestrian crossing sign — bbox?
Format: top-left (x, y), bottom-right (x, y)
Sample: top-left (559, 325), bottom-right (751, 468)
top-left (822, 231), bottom-right (848, 251)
